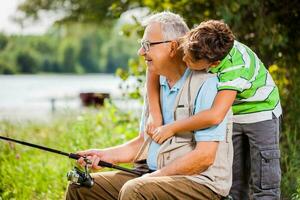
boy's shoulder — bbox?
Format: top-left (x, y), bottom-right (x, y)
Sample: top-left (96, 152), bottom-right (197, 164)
top-left (209, 40), bottom-right (257, 74)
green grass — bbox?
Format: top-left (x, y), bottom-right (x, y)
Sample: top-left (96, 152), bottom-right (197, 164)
top-left (0, 102), bottom-right (299, 199)
top-left (281, 126), bottom-right (300, 199)
top-left (0, 102), bottom-right (139, 200)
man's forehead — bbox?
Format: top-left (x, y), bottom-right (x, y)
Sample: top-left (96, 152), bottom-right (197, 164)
top-left (143, 22), bottom-right (163, 41)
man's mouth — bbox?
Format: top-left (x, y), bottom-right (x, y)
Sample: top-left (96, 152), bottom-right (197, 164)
top-left (145, 58), bottom-right (153, 65)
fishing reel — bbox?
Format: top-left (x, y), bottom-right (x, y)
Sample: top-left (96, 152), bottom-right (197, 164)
top-left (67, 157), bottom-right (94, 188)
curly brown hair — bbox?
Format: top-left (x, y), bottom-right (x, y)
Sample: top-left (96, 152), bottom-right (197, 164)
top-left (180, 20), bottom-right (235, 62)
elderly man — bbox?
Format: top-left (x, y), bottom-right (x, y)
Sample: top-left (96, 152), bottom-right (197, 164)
top-left (66, 11), bottom-right (233, 200)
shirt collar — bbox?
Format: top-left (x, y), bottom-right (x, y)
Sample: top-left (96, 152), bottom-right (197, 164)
top-left (160, 68), bottom-right (191, 91)
top-left (209, 40), bottom-right (237, 73)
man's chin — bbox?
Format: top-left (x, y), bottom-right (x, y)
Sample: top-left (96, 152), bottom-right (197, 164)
top-left (146, 63), bottom-right (155, 72)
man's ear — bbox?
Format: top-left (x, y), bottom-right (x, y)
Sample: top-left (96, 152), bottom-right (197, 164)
top-left (169, 41), bottom-right (179, 57)
top-left (210, 60), bottom-right (221, 68)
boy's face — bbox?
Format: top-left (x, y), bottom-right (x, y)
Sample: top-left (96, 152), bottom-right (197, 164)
top-left (183, 51), bottom-right (220, 71)
top-left (183, 52), bottom-right (211, 71)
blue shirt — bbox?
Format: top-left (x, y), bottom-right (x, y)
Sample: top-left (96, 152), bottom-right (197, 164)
top-left (140, 69), bottom-right (227, 170)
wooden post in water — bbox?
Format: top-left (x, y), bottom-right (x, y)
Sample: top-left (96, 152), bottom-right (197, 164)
top-left (50, 98), bottom-right (56, 112)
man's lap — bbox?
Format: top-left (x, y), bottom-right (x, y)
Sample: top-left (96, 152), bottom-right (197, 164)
top-left (66, 171), bottom-right (221, 200)
top-left (66, 171), bottom-right (137, 200)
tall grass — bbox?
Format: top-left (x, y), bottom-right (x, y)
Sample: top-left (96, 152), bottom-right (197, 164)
top-left (0, 102), bottom-right (139, 199)
top-left (281, 126), bottom-right (300, 199)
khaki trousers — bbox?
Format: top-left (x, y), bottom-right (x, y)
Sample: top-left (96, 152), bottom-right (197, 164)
top-left (66, 171), bottom-right (221, 200)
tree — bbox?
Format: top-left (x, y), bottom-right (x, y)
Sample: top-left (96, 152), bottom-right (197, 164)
top-left (62, 45), bottom-right (77, 73)
top-left (0, 34), bottom-right (8, 51)
top-left (16, 0), bottom-right (120, 24)
top-left (0, 60), bottom-right (16, 74)
top-left (79, 36), bottom-right (100, 73)
top-left (16, 51), bottom-right (39, 73)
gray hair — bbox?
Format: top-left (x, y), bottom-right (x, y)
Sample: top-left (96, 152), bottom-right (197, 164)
top-left (142, 11), bottom-right (190, 40)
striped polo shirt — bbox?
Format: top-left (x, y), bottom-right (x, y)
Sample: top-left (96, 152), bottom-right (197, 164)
top-left (209, 40), bottom-right (282, 123)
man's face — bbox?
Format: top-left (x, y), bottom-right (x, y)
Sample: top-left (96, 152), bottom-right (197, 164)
top-left (138, 23), bottom-right (172, 74)
top-left (183, 52), bottom-right (211, 71)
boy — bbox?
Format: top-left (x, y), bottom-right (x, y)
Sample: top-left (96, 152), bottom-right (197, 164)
top-left (146, 20), bottom-right (282, 199)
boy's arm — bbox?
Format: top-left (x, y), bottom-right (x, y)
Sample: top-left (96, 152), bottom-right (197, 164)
top-left (171, 90), bottom-right (236, 132)
top-left (145, 70), bottom-right (163, 135)
top-left (152, 90), bottom-right (236, 142)
top-left (145, 141), bottom-right (219, 177)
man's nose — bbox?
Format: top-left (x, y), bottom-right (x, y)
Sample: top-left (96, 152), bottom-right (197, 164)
top-left (137, 46), bottom-right (146, 56)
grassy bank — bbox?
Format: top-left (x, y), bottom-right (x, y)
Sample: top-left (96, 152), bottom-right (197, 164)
top-left (0, 102), bottom-right (299, 199)
top-left (0, 103), bottom-right (139, 199)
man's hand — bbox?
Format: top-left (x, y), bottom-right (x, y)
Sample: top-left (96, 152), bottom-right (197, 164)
top-left (152, 124), bottom-right (175, 144)
top-left (145, 112), bottom-right (163, 137)
top-left (76, 149), bottom-right (116, 171)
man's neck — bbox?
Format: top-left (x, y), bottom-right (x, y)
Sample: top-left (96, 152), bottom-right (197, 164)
top-left (165, 60), bottom-right (187, 88)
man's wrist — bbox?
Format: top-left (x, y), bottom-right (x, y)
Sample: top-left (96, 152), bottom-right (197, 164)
top-left (101, 149), bottom-right (119, 164)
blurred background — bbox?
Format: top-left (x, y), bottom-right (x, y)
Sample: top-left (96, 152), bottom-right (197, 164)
top-left (0, 0), bottom-right (299, 199)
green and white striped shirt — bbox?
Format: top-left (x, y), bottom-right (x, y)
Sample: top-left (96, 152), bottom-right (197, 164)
top-left (209, 41), bottom-right (282, 123)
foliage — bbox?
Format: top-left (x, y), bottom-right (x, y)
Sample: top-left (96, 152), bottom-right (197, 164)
top-left (16, 51), bottom-right (39, 73)
top-left (0, 102), bottom-right (140, 199)
top-left (17, 0), bottom-right (299, 67)
top-left (292, 177), bottom-right (300, 200)
top-left (0, 34), bottom-right (8, 51)
top-left (0, 23), bottom-right (139, 74)
top-left (16, 0), bottom-right (118, 24)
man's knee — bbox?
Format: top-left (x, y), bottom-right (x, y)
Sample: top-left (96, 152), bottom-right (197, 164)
top-left (66, 175), bottom-right (109, 200)
top-left (66, 183), bottom-right (83, 200)
top-left (119, 178), bottom-right (147, 200)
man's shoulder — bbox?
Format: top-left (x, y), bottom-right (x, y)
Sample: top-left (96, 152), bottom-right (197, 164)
top-left (201, 77), bottom-right (218, 93)
top-left (189, 71), bottom-right (218, 92)
top-left (191, 70), bottom-right (216, 80)
top-left (191, 71), bottom-right (217, 84)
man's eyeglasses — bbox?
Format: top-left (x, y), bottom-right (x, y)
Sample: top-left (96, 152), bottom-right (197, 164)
top-left (140, 40), bottom-right (172, 52)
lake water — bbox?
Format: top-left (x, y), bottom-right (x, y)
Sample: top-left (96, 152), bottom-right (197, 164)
top-left (0, 74), bottom-right (142, 121)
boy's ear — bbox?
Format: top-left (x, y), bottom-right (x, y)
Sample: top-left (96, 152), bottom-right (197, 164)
top-left (169, 41), bottom-right (179, 57)
top-left (210, 60), bottom-right (221, 68)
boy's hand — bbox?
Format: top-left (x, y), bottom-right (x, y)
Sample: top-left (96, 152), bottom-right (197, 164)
top-left (145, 113), bottom-right (163, 137)
top-left (152, 124), bottom-right (175, 144)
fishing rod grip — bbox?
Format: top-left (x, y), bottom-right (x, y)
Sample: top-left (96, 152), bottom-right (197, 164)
top-left (68, 153), bottom-right (143, 176)
top-left (68, 153), bottom-right (114, 168)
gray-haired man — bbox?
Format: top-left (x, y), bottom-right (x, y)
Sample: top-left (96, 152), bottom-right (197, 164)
top-left (66, 11), bottom-right (233, 200)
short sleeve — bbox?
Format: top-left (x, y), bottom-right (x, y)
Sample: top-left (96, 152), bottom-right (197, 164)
top-left (217, 65), bottom-right (249, 92)
top-left (193, 77), bottom-right (228, 141)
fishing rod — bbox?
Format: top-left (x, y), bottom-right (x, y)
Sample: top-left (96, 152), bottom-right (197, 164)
top-left (0, 135), bottom-right (145, 187)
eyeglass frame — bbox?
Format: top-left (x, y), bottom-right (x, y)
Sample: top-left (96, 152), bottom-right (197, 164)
top-left (140, 40), bottom-right (172, 52)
